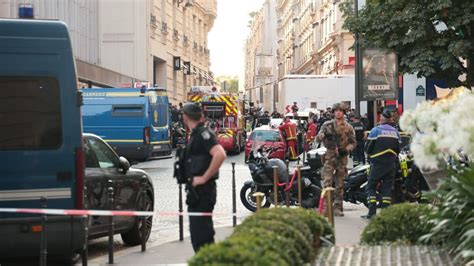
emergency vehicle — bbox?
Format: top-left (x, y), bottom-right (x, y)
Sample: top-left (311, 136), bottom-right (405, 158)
top-left (187, 86), bottom-right (246, 153)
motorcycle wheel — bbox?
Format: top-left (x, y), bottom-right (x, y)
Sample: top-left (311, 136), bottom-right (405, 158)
top-left (301, 185), bottom-right (322, 209)
top-left (240, 183), bottom-right (270, 212)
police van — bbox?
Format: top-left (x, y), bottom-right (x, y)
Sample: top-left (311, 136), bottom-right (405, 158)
top-left (0, 19), bottom-right (86, 259)
top-left (81, 88), bottom-right (172, 161)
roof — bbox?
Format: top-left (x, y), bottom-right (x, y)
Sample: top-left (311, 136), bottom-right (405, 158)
top-left (0, 19), bottom-right (69, 39)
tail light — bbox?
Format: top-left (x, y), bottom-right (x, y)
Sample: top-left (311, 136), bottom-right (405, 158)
top-left (75, 147), bottom-right (85, 209)
top-left (144, 127), bottom-right (150, 145)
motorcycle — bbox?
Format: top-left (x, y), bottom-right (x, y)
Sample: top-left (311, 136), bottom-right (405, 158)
top-left (240, 138), bottom-right (322, 212)
top-left (171, 121), bottom-right (186, 148)
top-left (343, 147), bottom-right (430, 207)
top-left (305, 135), bottom-right (430, 208)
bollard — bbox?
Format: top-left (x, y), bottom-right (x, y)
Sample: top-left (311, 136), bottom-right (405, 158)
top-left (39, 196), bottom-right (47, 266)
top-left (107, 181), bottom-right (114, 264)
top-left (140, 177), bottom-right (147, 252)
top-left (326, 187), bottom-right (335, 227)
top-left (178, 183), bottom-right (184, 241)
top-left (82, 215), bottom-right (88, 266)
top-left (297, 156), bottom-right (301, 165)
top-left (272, 166), bottom-right (279, 207)
top-left (297, 165), bottom-right (302, 208)
top-left (285, 159), bottom-right (290, 207)
top-left (253, 192), bottom-right (265, 211)
top-left (231, 162), bottom-right (237, 227)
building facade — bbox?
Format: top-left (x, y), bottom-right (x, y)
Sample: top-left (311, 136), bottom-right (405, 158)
top-left (0, 0), bottom-right (217, 104)
top-left (244, 0), bottom-right (278, 112)
top-left (276, 0), bottom-right (355, 79)
top-left (243, 0), bottom-right (355, 111)
top-left (151, 0), bottom-right (217, 104)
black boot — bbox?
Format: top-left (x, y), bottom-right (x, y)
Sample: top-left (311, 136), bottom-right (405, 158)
top-left (361, 203), bottom-right (377, 220)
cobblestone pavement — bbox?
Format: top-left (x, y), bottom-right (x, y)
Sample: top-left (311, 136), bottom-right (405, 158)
top-left (87, 152), bottom-right (255, 258)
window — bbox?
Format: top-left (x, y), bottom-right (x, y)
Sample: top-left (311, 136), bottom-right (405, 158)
top-left (0, 77), bottom-right (62, 150)
top-left (83, 138), bottom-right (99, 168)
top-left (259, 87), bottom-right (264, 103)
top-left (87, 137), bottom-right (119, 169)
top-left (311, 102), bottom-right (317, 108)
top-left (250, 130), bottom-right (282, 142)
top-left (112, 105), bottom-right (144, 117)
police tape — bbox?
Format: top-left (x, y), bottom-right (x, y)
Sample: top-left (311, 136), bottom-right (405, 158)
top-left (0, 208), bottom-right (239, 217)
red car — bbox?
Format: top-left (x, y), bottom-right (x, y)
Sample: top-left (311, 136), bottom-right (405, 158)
top-left (244, 126), bottom-right (287, 162)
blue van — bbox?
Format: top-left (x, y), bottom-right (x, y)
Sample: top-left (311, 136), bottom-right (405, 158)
top-left (81, 88), bottom-right (172, 161)
top-left (0, 20), bottom-right (86, 259)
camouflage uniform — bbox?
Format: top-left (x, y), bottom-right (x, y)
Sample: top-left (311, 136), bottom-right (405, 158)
top-left (316, 119), bottom-right (356, 212)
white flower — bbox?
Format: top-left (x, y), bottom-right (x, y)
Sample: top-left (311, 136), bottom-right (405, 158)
top-left (411, 134), bottom-right (442, 170)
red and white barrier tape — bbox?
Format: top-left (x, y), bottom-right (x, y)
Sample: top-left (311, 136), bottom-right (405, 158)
top-left (0, 208), bottom-right (238, 217)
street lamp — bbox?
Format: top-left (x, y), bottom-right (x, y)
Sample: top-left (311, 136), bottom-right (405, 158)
top-left (177, 0), bottom-right (193, 8)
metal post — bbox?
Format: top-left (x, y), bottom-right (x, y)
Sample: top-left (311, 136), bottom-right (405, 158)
top-left (82, 215), bottom-right (88, 266)
top-left (178, 184), bottom-right (184, 241)
top-left (140, 181), bottom-right (147, 252)
top-left (39, 196), bottom-right (47, 266)
top-left (107, 181), bottom-right (114, 264)
top-left (253, 192), bottom-right (265, 211)
top-left (231, 162), bottom-right (237, 227)
top-left (272, 166), bottom-right (279, 207)
top-left (297, 165), bottom-right (302, 207)
top-left (327, 187), bottom-right (335, 227)
top-left (354, 0), bottom-right (361, 116)
top-left (285, 159), bottom-right (290, 207)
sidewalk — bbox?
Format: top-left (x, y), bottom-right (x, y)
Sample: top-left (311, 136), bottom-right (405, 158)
top-left (85, 204), bottom-right (367, 265)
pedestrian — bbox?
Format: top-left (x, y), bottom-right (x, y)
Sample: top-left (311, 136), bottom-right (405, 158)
top-left (316, 103), bottom-right (356, 217)
top-left (351, 115), bottom-right (367, 165)
top-left (279, 116), bottom-right (298, 160)
top-left (271, 109), bottom-right (281, 118)
top-left (362, 109), bottom-right (400, 219)
top-left (181, 103), bottom-right (227, 252)
top-left (291, 102), bottom-right (299, 116)
top-left (305, 117), bottom-right (318, 151)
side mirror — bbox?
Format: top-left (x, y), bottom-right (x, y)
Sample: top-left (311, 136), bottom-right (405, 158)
top-left (119, 157), bottom-right (131, 173)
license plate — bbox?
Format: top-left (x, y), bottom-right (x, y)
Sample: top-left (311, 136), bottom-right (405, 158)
top-left (153, 145), bottom-right (162, 150)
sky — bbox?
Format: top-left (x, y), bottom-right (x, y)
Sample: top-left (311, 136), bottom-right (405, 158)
top-left (208, 0), bottom-right (265, 86)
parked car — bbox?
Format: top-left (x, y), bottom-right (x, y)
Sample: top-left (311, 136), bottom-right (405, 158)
top-left (83, 134), bottom-right (154, 246)
top-left (244, 126), bottom-right (287, 162)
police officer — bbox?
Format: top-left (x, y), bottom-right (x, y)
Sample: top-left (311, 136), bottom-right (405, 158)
top-left (316, 103), bottom-right (356, 217)
top-left (362, 109), bottom-right (400, 219)
top-left (351, 115), bottom-right (367, 165)
top-left (181, 103), bottom-right (227, 252)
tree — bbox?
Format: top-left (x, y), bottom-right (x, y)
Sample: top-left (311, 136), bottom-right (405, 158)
top-left (340, 0), bottom-right (474, 88)
top-left (215, 75), bottom-right (239, 93)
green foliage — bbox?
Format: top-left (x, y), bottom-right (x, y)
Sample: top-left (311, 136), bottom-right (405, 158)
top-left (215, 75), bottom-right (239, 93)
top-left (188, 236), bottom-right (287, 266)
top-left (361, 203), bottom-right (433, 245)
top-left (189, 208), bottom-right (330, 265)
top-left (420, 166), bottom-right (474, 264)
top-left (340, 0), bottom-right (474, 87)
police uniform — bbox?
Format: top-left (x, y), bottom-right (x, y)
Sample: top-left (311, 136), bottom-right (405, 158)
top-left (364, 122), bottom-right (400, 218)
top-left (350, 119), bottom-right (366, 165)
top-left (185, 122), bottom-right (219, 252)
top-left (316, 118), bottom-right (356, 214)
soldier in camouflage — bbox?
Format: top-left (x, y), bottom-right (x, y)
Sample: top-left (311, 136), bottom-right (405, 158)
top-left (316, 103), bottom-right (356, 216)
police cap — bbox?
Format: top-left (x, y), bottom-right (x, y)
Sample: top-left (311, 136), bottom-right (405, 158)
top-left (381, 108), bottom-right (393, 119)
top-left (182, 102), bottom-right (203, 120)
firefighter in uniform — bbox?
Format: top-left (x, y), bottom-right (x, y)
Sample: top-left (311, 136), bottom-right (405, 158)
top-left (316, 103), bottom-right (356, 216)
top-left (362, 109), bottom-right (400, 219)
top-left (279, 116), bottom-right (298, 160)
top-left (305, 117), bottom-right (318, 151)
top-left (181, 103), bottom-right (227, 252)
